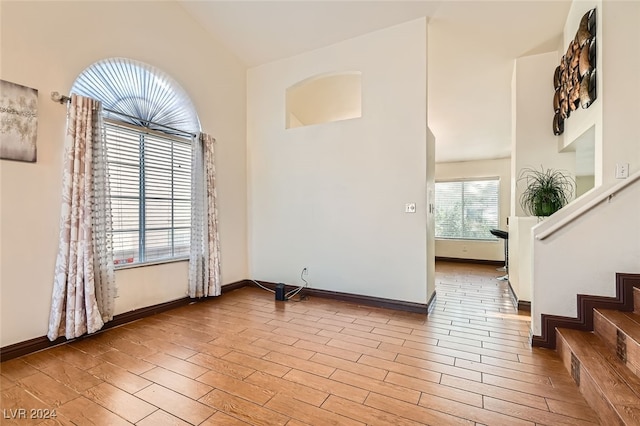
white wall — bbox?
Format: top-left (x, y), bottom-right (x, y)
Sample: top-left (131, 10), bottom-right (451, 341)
top-left (531, 175), bottom-right (640, 335)
top-left (0, 1), bottom-right (248, 347)
top-left (426, 129), bottom-right (436, 300)
top-left (576, 175), bottom-right (595, 197)
top-left (530, 0), bottom-right (640, 336)
top-left (511, 52), bottom-right (576, 218)
top-left (509, 51), bottom-right (575, 303)
top-left (560, 0), bottom-right (640, 186)
top-left (247, 19), bottom-right (431, 304)
top-left (560, 0), bottom-right (603, 184)
top-left (599, 0), bottom-right (640, 183)
top-left (507, 216), bottom-right (538, 302)
top-left (435, 158), bottom-right (511, 261)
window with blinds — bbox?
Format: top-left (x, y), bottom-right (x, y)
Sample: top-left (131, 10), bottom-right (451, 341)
top-left (435, 179), bottom-right (499, 240)
top-left (105, 121), bottom-right (192, 266)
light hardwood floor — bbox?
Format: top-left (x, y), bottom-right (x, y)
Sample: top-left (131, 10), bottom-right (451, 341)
top-left (0, 262), bottom-right (599, 425)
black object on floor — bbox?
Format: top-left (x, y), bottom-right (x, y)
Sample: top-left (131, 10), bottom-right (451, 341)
top-left (490, 228), bottom-right (509, 281)
top-left (275, 283), bottom-right (286, 301)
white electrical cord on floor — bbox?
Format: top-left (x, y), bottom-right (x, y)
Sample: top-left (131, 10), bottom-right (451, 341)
top-left (251, 268), bottom-right (308, 300)
top-left (251, 279), bottom-right (275, 293)
top-left (285, 269), bottom-right (308, 300)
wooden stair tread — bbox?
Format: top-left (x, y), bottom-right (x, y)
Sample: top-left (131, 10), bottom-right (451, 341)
top-left (557, 328), bottom-right (640, 412)
top-left (596, 309), bottom-right (640, 344)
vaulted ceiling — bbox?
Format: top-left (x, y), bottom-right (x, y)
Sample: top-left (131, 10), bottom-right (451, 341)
top-left (179, 1), bottom-right (572, 163)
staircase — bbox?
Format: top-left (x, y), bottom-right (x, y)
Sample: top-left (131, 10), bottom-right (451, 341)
top-left (555, 283), bottom-right (640, 425)
top-left (529, 172), bottom-right (640, 424)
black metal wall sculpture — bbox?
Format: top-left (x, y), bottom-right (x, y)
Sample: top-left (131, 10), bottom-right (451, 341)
top-left (553, 8), bottom-right (597, 136)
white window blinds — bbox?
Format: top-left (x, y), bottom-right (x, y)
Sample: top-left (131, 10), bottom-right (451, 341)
top-left (105, 121), bottom-right (192, 266)
top-left (435, 179), bottom-right (499, 240)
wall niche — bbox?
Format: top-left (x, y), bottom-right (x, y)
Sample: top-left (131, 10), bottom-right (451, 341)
top-left (286, 72), bottom-right (362, 129)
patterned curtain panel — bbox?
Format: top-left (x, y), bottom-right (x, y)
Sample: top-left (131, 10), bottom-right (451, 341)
top-left (92, 107), bottom-right (116, 322)
top-left (48, 94), bottom-right (116, 341)
top-left (189, 133), bottom-right (221, 298)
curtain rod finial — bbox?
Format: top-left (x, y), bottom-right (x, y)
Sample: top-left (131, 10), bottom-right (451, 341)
top-left (51, 91), bottom-right (70, 104)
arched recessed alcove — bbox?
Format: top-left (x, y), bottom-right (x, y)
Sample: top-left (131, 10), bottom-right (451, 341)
top-left (286, 72), bottom-right (362, 129)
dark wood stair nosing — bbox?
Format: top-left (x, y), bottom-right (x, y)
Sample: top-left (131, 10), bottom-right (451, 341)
top-left (532, 273), bottom-right (640, 349)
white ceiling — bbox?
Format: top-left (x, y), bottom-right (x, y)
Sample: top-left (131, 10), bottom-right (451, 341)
top-left (179, 1), bottom-right (572, 163)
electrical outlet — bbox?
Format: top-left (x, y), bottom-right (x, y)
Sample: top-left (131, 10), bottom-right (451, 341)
top-left (615, 163), bottom-right (629, 179)
top-left (302, 267), bottom-right (308, 276)
top-left (405, 203), bottom-right (416, 213)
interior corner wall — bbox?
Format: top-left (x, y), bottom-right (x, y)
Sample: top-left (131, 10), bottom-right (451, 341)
top-left (560, 0), bottom-right (603, 184)
top-left (426, 129), bottom-right (436, 301)
top-left (511, 51), bottom-right (576, 218)
top-left (247, 19), bottom-right (429, 304)
top-left (0, 1), bottom-right (248, 347)
top-left (529, 0), bottom-right (640, 336)
top-left (561, 0), bottom-right (640, 186)
top-left (434, 158), bottom-right (511, 261)
top-left (509, 51), bottom-right (576, 304)
top-left (599, 0), bottom-right (640, 183)
top-left (510, 66), bottom-right (518, 218)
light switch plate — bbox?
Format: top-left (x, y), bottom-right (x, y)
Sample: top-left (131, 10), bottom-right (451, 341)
top-left (405, 203), bottom-right (416, 213)
top-left (615, 163), bottom-right (629, 179)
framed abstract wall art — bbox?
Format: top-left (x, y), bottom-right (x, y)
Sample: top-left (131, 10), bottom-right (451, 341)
top-left (1, 79), bottom-right (38, 162)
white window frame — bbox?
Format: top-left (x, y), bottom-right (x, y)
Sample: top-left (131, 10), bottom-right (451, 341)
top-left (435, 178), bottom-right (500, 241)
top-left (105, 119), bottom-right (194, 268)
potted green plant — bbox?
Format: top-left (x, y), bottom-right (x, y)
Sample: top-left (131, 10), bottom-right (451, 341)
top-left (518, 166), bottom-right (575, 216)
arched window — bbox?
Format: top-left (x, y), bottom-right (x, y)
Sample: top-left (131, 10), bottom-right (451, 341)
top-left (71, 58), bottom-right (200, 266)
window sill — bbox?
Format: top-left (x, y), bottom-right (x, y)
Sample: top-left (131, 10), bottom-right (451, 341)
top-left (114, 257), bottom-right (189, 271)
top-left (435, 238), bottom-right (498, 242)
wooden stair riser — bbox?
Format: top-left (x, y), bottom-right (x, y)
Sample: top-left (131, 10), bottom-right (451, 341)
top-left (532, 274), bottom-right (640, 350)
top-left (594, 309), bottom-right (640, 377)
top-left (556, 328), bottom-right (640, 425)
top-left (556, 332), bottom-right (625, 425)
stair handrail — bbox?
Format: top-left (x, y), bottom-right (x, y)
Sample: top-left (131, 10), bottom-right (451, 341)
top-left (536, 169), bottom-right (640, 241)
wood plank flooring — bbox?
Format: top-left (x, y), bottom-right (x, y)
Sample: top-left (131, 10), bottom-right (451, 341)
top-left (0, 262), bottom-right (599, 425)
